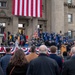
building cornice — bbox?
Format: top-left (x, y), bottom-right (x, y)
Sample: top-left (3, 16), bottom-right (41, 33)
top-left (38, 18), bottom-right (47, 21)
top-left (64, 2), bottom-right (75, 8)
top-left (0, 16), bottom-right (11, 19)
top-left (18, 16), bottom-right (47, 21)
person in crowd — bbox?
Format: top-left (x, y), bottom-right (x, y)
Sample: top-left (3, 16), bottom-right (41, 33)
top-left (20, 31), bottom-right (25, 46)
top-left (6, 49), bottom-right (28, 75)
top-left (0, 43), bottom-right (5, 52)
top-left (0, 65), bottom-right (4, 75)
top-left (39, 30), bottom-right (43, 39)
top-left (66, 43), bottom-right (71, 52)
top-left (7, 31), bottom-right (11, 46)
top-left (66, 51), bottom-right (71, 59)
top-left (25, 46), bottom-right (38, 63)
top-left (23, 33), bottom-right (26, 45)
top-left (49, 46), bottom-right (63, 72)
top-left (0, 47), bottom-right (12, 75)
top-left (62, 46), bottom-right (75, 75)
top-left (45, 40), bottom-right (51, 47)
top-left (63, 51), bottom-right (68, 61)
top-left (26, 45), bottom-right (60, 75)
top-left (73, 40), bottom-right (75, 46)
top-left (51, 40), bottom-right (56, 46)
top-left (31, 37), bottom-right (43, 47)
top-left (15, 36), bottom-right (19, 48)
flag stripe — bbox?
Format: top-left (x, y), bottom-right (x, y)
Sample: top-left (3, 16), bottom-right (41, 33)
top-left (38, 0), bottom-right (40, 17)
top-left (28, 0), bottom-right (31, 16)
top-left (33, 0), bottom-right (36, 17)
top-left (24, 0), bottom-right (27, 16)
top-left (15, 0), bottom-right (18, 15)
top-left (40, 0), bottom-right (42, 17)
top-left (22, 0), bottom-right (24, 16)
top-left (12, 0), bottom-right (14, 14)
top-left (17, 0), bottom-right (20, 15)
top-left (12, 0), bottom-right (42, 17)
top-left (36, 0), bottom-right (38, 17)
top-left (26, 0), bottom-right (28, 16)
top-left (31, 0), bottom-right (33, 16)
top-left (19, 0), bottom-right (22, 16)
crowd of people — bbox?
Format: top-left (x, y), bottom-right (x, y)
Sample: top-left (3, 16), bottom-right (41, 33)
top-left (1, 31), bottom-right (75, 75)
top-left (1, 31), bottom-right (74, 56)
top-left (31, 31), bottom-right (74, 54)
top-left (2, 31), bottom-right (27, 47)
top-left (0, 44), bottom-right (75, 75)
top-left (2, 31), bottom-right (71, 47)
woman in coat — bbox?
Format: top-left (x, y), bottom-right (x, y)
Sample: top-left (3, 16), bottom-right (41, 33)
top-left (6, 49), bottom-right (28, 75)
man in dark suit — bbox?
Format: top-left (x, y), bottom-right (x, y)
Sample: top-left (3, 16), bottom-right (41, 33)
top-left (0, 65), bottom-right (4, 75)
top-left (62, 46), bottom-right (75, 75)
top-left (26, 45), bottom-right (60, 75)
top-left (49, 46), bottom-right (63, 72)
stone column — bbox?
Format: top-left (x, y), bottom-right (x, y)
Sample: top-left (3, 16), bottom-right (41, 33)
top-left (26, 18), bottom-right (38, 40)
top-left (64, 6), bottom-right (68, 33)
top-left (32, 18), bottom-right (38, 34)
top-left (51, 0), bottom-right (64, 34)
top-left (12, 16), bottom-right (18, 35)
top-left (46, 0), bottom-right (51, 32)
top-left (27, 19), bottom-right (33, 39)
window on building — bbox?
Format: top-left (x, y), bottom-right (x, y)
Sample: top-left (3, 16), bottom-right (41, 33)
top-left (68, 14), bottom-right (72, 23)
top-left (0, 23), bottom-right (5, 27)
top-left (0, 1), bottom-right (7, 8)
top-left (0, 23), bottom-right (5, 34)
top-left (18, 24), bottom-right (23, 28)
top-left (68, 0), bottom-right (72, 4)
top-left (37, 25), bottom-right (42, 29)
top-left (68, 30), bottom-right (72, 38)
top-left (18, 24), bottom-right (25, 28)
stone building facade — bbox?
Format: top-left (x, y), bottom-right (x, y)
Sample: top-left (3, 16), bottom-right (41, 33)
top-left (0, 0), bottom-right (74, 43)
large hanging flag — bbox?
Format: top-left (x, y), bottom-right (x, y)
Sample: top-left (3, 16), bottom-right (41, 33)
top-left (12, 0), bottom-right (42, 17)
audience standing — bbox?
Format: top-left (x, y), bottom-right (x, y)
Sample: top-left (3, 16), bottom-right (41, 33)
top-left (15, 36), bottom-right (19, 48)
top-left (62, 46), bottom-right (75, 75)
top-left (49, 46), bottom-right (63, 72)
top-left (63, 51), bottom-right (68, 61)
top-left (6, 49), bottom-right (28, 75)
top-left (0, 65), bottom-right (4, 75)
top-left (0, 47), bottom-right (11, 75)
top-left (26, 46), bottom-right (38, 63)
top-left (26, 45), bottom-right (60, 75)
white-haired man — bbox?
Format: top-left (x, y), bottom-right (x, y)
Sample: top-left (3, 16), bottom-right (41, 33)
top-left (62, 46), bottom-right (75, 75)
top-left (26, 45), bottom-right (60, 75)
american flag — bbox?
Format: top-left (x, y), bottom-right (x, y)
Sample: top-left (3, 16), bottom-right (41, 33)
top-left (12, 0), bottom-right (42, 17)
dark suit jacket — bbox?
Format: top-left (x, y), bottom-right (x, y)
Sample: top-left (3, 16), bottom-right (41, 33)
top-left (26, 53), bottom-right (60, 75)
top-left (49, 54), bottom-right (62, 70)
top-left (0, 65), bottom-right (4, 75)
top-left (62, 56), bottom-right (75, 75)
